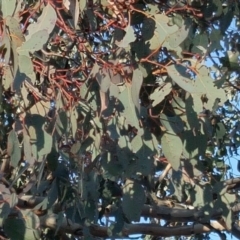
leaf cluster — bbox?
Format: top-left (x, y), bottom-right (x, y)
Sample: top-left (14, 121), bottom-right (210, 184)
top-left (0, 0), bottom-right (239, 239)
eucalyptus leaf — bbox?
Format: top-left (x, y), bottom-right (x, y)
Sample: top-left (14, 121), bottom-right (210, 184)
top-left (5, 16), bottom-right (25, 47)
top-left (167, 63), bottom-right (227, 110)
top-left (26, 3), bottom-right (57, 40)
top-left (18, 54), bottom-right (35, 83)
top-left (116, 25), bottom-right (136, 48)
top-left (96, 69), bottom-right (111, 93)
top-left (220, 51), bottom-right (240, 70)
top-left (209, 29), bottom-right (222, 51)
top-left (194, 184), bottom-right (212, 207)
top-left (160, 113), bottom-right (184, 134)
top-left (17, 30), bottom-right (49, 56)
top-left (3, 66), bottom-right (14, 90)
top-left (142, 17), bottom-right (155, 41)
top-left (154, 14), bottom-right (178, 46)
top-left (0, 0), bottom-right (238, 237)
top-left (1, 0), bottom-right (16, 18)
top-left (0, 203), bottom-right (10, 226)
top-left (62, 0), bottom-right (79, 28)
top-left (220, 6), bottom-right (234, 34)
top-left (7, 130), bottom-right (21, 168)
top-left (167, 19), bottom-right (192, 48)
top-left (4, 218), bottom-right (25, 240)
top-left (122, 180), bottom-right (146, 222)
top-left (131, 68), bottom-right (143, 114)
top-left (118, 84), bottom-right (139, 128)
top-left (149, 83), bottom-right (172, 107)
top-left (86, 9), bottom-right (97, 31)
top-left (161, 132), bottom-right (182, 170)
top-left (215, 193), bottom-right (235, 230)
top-left (79, 0), bottom-right (87, 12)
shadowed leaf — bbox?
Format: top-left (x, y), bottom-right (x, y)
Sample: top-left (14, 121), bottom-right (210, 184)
top-left (131, 68), bottom-right (143, 114)
top-left (161, 132), bottom-right (182, 170)
top-left (7, 130), bottom-right (21, 168)
top-left (122, 180), bottom-right (146, 222)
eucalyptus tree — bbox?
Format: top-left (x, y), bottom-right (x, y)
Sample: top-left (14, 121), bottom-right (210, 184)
top-left (0, 0), bottom-right (240, 239)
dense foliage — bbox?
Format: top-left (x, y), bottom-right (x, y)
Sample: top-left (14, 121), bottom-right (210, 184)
top-left (0, 0), bottom-right (240, 239)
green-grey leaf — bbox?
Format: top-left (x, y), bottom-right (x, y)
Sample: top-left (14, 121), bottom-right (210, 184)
top-left (7, 130), bottom-right (21, 168)
top-left (5, 16), bottom-right (25, 47)
top-left (70, 107), bottom-right (78, 137)
top-left (160, 113), bottom-right (184, 134)
top-left (26, 3), bottom-right (57, 40)
top-left (220, 6), bottom-right (233, 34)
top-left (161, 132), bottom-right (182, 170)
top-left (85, 9), bottom-right (97, 31)
top-left (18, 54), bottom-right (36, 83)
top-left (118, 85), bottom-right (139, 128)
top-left (215, 122), bottom-right (226, 140)
top-left (0, 203), bottom-right (10, 225)
top-left (4, 218), bottom-right (25, 240)
top-left (167, 19), bottom-right (192, 48)
top-left (122, 180), bottom-right (146, 222)
top-left (21, 210), bottom-right (40, 229)
top-left (149, 83), bottom-right (172, 107)
top-left (116, 25), bottom-right (136, 48)
top-left (172, 14), bottom-right (183, 27)
top-left (182, 130), bottom-right (207, 159)
top-left (131, 68), bottom-right (143, 114)
top-left (70, 0), bottom-right (79, 28)
top-left (190, 184), bottom-right (212, 207)
top-left (3, 66), bottom-right (14, 90)
top-left (17, 30), bottom-right (49, 56)
top-left (215, 192), bottom-right (235, 230)
top-left (167, 63), bottom-right (227, 110)
top-left (142, 17), bottom-right (155, 41)
top-left (220, 51), bottom-right (240, 70)
top-left (155, 14), bottom-right (178, 46)
top-left (96, 69), bottom-right (111, 93)
top-left (192, 33), bottom-right (208, 53)
top-left (38, 131), bottom-right (52, 157)
top-left (209, 29), bottom-right (222, 51)
top-left (80, 0), bottom-right (87, 12)
top-left (1, 0), bottom-right (16, 18)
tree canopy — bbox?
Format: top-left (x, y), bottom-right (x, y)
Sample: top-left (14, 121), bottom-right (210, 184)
top-left (0, 0), bottom-right (240, 239)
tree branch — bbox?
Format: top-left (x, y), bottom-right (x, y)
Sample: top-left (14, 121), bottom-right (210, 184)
top-left (225, 177), bottom-right (240, 185)
top-left (12, 195), bottom-right (240, 238)
top-left (158, 163), bottom-right (172, 182)
top-left (17, 196), bottom-right (45, 208)
top-left (16, 195), bottom-right (240, 221)
top-left (40, 213), bottom-right (213, 237)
